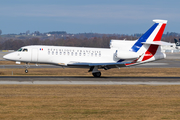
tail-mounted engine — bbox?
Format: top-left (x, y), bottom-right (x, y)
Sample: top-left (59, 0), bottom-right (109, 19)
top-left (115, 50), bottom-right (139, 59)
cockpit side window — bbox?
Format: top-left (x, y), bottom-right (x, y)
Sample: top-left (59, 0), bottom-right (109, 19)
top-left (23, 48), bottom-right (28, 52)
top-left (17, 48), bottom-right (22, 52)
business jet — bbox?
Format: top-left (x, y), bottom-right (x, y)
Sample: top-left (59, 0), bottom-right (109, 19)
top-left (162, 38), bottom-right (180, 52)
top-left (174, 38), bottom-right (180, 49)
top-left (3, 19), bottom-right (171, 77)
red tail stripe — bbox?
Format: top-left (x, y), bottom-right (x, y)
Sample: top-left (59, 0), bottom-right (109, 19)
top-left (153, 24), bottom-right (166, 41)
top-left (142, 45), bottom-right (158, 61)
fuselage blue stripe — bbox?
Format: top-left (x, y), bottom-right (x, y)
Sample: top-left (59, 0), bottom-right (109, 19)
top-left (131, 23), bottom-right (159, 52)
top-left (117, 59), bottom-right (125, 62)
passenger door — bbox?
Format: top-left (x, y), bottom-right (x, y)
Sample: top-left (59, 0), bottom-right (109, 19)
top-left (31, 48), bottom-right (38, 62)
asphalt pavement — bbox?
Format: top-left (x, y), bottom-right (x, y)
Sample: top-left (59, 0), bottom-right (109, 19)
top-left (0, 76), bottom-right (180, 85)
top-left (1, 52), bottom-right (180, 85)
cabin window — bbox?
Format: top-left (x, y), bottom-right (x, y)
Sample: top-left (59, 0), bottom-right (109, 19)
top-left (75, 52), bottom-right (77, 56)
top-left (48, 51), bottom-right (50, 55)
top-left (71, 52), bottom-right (73, 56)
top-left (91, 53), bottom-right (93, 56)
top-left (79, 53), bottom-right (81, 56)
top-left (56, 51), bottom-right (58, 55)
top-left (68, 52), bottom-right (70, 55)
top-left (83, 53), bottom-right (85, 56)
top-left (60, 52), bottom-right (62, 55)
top-left (64, 52), bottom-right (66, 55)
top-left (52, 51), bottom-right (54, 55)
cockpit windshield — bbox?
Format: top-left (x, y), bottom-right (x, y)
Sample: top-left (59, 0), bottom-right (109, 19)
top-left (17, 48), bottom-right (22, 52)
top-left (17, 48), bottom-right (28, 52)
top-left (23, 48), bottom-right (28, 52)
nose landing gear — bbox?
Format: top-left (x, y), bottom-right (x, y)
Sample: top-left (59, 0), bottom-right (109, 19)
top-left (25, 62), bottom-right (30, 73)
top-left (25, 69), bottom-right (28, 73)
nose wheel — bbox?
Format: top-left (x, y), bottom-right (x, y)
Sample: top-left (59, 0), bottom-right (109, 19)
top-left (25, 62), bottom-right (30, 73)
top-left (25, 69), bottom-right (28, 73)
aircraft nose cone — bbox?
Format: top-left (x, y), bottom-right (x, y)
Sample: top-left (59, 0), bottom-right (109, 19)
top-left (3, 54), bottom-right (12, 60)
top-left (3, 54), bottom-right (8, 60)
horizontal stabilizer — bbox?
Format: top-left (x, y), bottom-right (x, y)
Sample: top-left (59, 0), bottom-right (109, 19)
top-left (153, 19), bottom-right (167, 24)
top-left (141, 41), bottom-right (174, 46)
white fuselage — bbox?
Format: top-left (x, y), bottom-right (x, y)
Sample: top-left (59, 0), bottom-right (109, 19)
top-left (5, 45), bottom-right (122, 66)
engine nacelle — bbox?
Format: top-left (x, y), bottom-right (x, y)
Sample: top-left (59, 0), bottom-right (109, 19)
top-left (116, 50), bottom-right (139, 59)
top-left (154, 52), bottom-right (166, 60)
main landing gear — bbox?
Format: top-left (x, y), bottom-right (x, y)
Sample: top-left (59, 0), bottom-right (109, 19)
top-left (92, 72), bottom-right (101, 77)
top-left (89, 66), bottom-right (102, 77)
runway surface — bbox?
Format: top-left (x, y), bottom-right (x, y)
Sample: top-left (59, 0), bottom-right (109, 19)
top-left (1, 52), bottom-right (180, 85)
top-left (0, 76), bottom-right (180, 85)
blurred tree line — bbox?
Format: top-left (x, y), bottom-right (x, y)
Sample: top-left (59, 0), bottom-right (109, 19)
top-left (0, 35), bottom-right (137, 50)
top-left (0, 33), bottom-right (179, 50)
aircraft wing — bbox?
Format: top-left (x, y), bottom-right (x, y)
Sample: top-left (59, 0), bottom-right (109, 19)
top-left (67, 61), bottom-right (131, 68)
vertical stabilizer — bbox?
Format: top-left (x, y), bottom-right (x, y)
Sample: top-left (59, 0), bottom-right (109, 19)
top-left (126, 19), bottom-right (167, 66)
top-left (174, 38), bottom-right (180, 46)
top-left (131, 19), bottom-right (167, 53)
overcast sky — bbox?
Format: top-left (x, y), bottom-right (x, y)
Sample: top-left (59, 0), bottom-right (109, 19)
top-left (0, 0), bottom-right (180, 34)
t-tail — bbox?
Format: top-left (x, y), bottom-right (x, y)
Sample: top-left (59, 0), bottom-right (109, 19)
top-left (174, 38), bottom-right (180, 46)
top-left (126, 19), bottom-right (168, 66)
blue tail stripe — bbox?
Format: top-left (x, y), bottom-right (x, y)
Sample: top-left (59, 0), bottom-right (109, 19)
top-left (131, 23), bottom-right (159, 52)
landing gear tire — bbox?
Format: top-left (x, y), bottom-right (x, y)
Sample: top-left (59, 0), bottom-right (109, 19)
top-left (25, 69), bottom-right (28, 73)
top-left (92, 72), bottom-right (101, 77)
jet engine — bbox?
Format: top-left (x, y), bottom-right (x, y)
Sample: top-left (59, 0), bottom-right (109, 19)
top-left (115, 50), bottom-right (139, 59)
